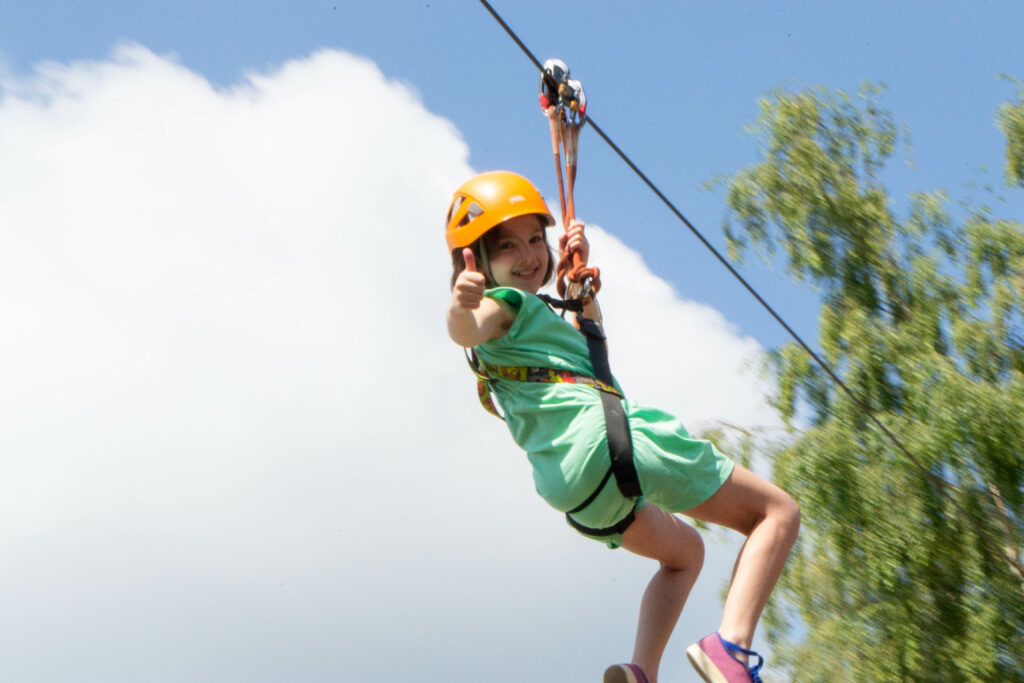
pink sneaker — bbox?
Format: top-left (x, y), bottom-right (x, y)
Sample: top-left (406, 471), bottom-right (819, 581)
top-left (602, 663), bottom-right (649, 683)
top-left (686, 633), bottom-right (764, 682)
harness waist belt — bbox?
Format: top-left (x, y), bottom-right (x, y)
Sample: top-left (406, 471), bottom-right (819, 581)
top-left (470, 357), bottom-right (622, 419)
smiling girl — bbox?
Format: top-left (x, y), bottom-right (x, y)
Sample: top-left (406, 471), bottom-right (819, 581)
top-left (445, 170), bottom-right (799, 683)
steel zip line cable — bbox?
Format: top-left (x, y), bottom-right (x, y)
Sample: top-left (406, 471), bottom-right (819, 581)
top-left (477, 0), bottom-right (926, 478)
top-left (476, 0), bottom-right (1024, 582)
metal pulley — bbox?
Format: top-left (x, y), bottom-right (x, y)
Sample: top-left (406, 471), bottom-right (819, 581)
top-left (538, 58), bottom-right (568, 110)
top-left (538, 59), bottom-right (587, 125)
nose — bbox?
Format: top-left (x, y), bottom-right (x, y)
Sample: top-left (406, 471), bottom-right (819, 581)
top-left (517, 243), bottom-right (538, 263)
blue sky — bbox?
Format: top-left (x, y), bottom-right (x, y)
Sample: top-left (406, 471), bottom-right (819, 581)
top-left (5, 1), bottom-right (1022, 349)
top-left (2, 3), bottom-right (1022, 682)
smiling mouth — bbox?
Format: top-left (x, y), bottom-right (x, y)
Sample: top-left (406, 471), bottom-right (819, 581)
top-left (514, 267), bottom-right (539, 279)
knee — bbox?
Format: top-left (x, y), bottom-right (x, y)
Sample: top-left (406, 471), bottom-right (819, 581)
top-left (775, 493), bottom-right (801, 547)
top-left (666, 519), bottom-right (704, 573)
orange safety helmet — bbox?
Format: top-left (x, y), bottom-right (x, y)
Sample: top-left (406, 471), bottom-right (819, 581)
top-left (445, 170), bottom-right (555, 251)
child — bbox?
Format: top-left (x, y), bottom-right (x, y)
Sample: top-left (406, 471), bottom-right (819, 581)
top-left (445, 170), bottom-right (800, 683)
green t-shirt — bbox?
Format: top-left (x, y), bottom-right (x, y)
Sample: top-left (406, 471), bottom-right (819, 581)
top-left (475, 287), bottom-right (613, 512)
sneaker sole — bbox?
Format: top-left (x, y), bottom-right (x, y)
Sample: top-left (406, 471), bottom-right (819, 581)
top-left (685, 643), bottom-right (731, 683)
top-left (603, 664), bottom-right (645, 683)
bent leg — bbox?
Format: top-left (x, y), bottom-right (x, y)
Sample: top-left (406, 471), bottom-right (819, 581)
top-left (620, 504), bottom-right (704, 683)
top-left (684, 464), bottom-right (800, 651)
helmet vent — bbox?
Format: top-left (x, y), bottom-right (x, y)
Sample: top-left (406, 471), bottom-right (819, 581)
top-left (446, 196), bottom-right (463, 225)
top-left (457, 201), bottom-right (484, 228)
top-left (446, 196), bottom-right (485, 229)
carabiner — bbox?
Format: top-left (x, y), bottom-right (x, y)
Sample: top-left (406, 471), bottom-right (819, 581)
top-left (562, 78), bottom-right (587, 126)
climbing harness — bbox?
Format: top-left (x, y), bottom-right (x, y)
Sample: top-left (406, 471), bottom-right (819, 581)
top-left (467, 331), bottom-right (641, 539)
top-left (467, 60), bottom-right (641, 537)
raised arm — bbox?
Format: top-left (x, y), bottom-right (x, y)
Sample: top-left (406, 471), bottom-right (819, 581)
top-left (446, 248), bottom-right (515, 348)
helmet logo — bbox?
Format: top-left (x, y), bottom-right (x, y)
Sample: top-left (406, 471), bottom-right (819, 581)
top-left (508, 194), bottom-right (526, 204)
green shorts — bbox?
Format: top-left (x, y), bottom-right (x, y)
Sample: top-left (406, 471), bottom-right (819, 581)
top-left (565, 402), bottom-right (736, 549)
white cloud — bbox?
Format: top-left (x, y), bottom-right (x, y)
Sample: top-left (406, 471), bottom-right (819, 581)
top-left (0, 45), bottom-right (779, 681)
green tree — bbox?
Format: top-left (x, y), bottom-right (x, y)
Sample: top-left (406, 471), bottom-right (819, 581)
top-left (998, 77), bottom-right (1024, 187)
top-left (720, 83), bottom-right (1024, 681)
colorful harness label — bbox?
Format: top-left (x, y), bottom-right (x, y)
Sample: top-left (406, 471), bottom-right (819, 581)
top-left (470, 355), bottom-right (623, 419)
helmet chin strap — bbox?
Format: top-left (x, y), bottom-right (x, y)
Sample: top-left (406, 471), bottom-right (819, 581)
top-left (477, 239), bottom-right (496, 287)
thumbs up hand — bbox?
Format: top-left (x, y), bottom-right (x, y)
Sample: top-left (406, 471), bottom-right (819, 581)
top-left (452, 247), bottom-right (487, 310)
top-left (448, 247), bottom-right (516, 347)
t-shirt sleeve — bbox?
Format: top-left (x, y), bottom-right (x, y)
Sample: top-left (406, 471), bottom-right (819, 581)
top-left (484, 287), bottom-right (524, 312)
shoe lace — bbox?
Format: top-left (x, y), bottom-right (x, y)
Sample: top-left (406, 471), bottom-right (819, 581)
top-left (718, 635), bottom-right (765, 682)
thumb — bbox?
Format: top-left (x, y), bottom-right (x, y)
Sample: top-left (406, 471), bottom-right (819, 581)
top-left (463, 247), bottom-right (477, 273)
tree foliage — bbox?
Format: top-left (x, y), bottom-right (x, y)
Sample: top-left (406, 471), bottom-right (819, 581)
top-left (998, 77), bottom-right (1024, 187)
top-left (721, 83), bottom-right (1024, 681)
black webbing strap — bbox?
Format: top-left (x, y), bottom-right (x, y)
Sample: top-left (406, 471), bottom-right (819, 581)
top-left (566, 507), bottom-right (637, 537)
top-left (538, 293), bottom-right (583, 313)
top-left (573, 314), bottom-right (641, 499)
top-left (566, 466), bottom-right (614, 515)
top-left (538, 293), bottom-right (642, 536)
top-left (563, 464), bottom-right (639, 537)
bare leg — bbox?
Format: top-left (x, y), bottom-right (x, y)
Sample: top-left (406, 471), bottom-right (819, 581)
top-left (620, 504), bottom-right (704, 683)
top-left (684, 464), bottom-right (800, 653)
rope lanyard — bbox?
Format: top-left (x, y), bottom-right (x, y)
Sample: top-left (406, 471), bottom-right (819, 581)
top-left (537, 58), bottom-right (600, 300)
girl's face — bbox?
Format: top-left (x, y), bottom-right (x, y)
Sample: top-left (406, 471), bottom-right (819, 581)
top-left (485, 214), bottom-right (550, 293)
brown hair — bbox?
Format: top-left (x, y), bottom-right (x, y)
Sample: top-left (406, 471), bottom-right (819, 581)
top-left (449, 216), bottom-right (555, 290)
